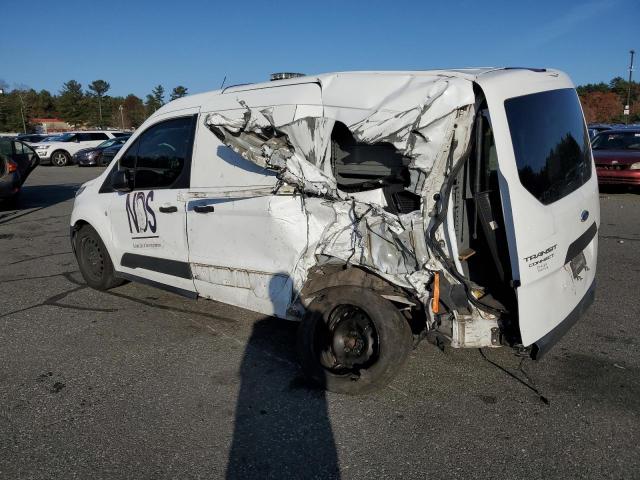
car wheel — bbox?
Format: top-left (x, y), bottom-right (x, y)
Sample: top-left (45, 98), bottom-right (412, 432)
top-left (74, 224), bottom-right (124, 290)
top-left (51, 150), bottom-right (70, 167)
top-left (297, 286), bottom-right (413, 395)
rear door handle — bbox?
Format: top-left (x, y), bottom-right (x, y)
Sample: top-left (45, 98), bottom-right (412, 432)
top-left (193, 205), bottom-right (215, 213)
top-left (159, 205), bottom-right (178, 213)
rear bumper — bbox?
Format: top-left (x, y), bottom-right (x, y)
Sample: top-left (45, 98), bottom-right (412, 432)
top-left (530, 278), bottom-right (595, 360)
top-left (596, 168), bottom-right (640, 186)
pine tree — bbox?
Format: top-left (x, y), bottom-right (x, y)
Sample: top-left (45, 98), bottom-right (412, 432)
top-left (170, 86), bottom-right (188, 101)
top-left (88, 80), bottom-right (110, 127)
top-left (58, 80), bottom-right (86, 127)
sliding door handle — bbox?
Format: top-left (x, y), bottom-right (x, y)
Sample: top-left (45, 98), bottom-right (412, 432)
top-left (159, 205), bottom-right (178, 213)
top-left (193, 205), bottom-right (215, 213)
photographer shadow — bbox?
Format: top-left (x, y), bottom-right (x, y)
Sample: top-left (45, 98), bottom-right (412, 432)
top-left (225, 274), bottom-right (340, 479)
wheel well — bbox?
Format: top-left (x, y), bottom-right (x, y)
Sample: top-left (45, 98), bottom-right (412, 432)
top-left (70, 220), bottom-right (89, 253)
top-left (300, 265), bottom-right (426, 335)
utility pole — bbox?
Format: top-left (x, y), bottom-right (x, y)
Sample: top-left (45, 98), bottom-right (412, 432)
top-left (17, 91), bottom-right (27, 133)
top-left (625, 49), bottom-right (635, 124)
top-left (98, 95), bottom-right (103, 128)
top-left (119, 104), bottom-right (125, 130)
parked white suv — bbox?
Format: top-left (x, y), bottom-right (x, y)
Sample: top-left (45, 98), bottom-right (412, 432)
top-left (35, 131), bottom-right (126, 166)
top-left (70, 69), bottom-right (599, 394)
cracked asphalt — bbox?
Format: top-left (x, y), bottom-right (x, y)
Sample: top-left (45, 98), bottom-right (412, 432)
top-left (0, 167), bottom-right (639, 479)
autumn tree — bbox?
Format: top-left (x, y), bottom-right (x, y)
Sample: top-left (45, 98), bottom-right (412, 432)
top-left (579, 91), bottom-right (622, 123)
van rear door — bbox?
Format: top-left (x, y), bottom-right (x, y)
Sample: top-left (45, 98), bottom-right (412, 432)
top-left (476, 70), bottom-right (599, 357)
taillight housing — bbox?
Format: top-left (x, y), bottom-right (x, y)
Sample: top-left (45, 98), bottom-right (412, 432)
top-left (7, 160), bottom-right (18, 173)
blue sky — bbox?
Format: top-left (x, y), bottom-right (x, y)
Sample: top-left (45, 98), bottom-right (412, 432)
top-left (0, 0), bottom-right (637, 98)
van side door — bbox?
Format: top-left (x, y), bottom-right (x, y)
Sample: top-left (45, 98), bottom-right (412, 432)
top-left (186, 83), bottom-right (322, 318)
top-left (107, 112), bottom-right (198, 295)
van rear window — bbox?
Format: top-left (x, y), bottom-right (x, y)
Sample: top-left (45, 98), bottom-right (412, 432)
top-left (505, 88), bottom-right (591, 205)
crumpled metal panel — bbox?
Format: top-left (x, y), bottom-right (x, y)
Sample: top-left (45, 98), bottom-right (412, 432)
top-left (204, 74), bottom-right (476, 305)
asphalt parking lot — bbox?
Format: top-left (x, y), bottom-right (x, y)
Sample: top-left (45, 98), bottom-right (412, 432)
top-left (0, 166), bottom-right (639, 479)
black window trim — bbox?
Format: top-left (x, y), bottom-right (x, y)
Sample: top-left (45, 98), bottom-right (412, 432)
top-left (99, 114), bottom-right (197, 194)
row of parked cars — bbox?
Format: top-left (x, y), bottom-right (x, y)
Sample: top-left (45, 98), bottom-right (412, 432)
top-left (588, 124), bottom-right (640, 187)
top-left (18, 131), bottom-right (131, 167)
top-left (2, 120), bottom-right (637, 203)
top-left (0, 130), bottom-right (131, 201)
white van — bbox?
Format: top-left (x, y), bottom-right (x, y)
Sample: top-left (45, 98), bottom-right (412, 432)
top-left (70, 69), bottom-right (598, 394)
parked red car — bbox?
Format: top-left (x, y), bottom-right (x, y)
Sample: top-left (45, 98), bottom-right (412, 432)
top-left (592, 128), bottom-right (640, 186)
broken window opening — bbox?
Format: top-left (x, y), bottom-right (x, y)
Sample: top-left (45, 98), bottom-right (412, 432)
top-left (330, 122), bottom-right (419, 213)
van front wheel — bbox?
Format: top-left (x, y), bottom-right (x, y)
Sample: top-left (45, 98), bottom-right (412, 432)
top-left (297, 286), bottom-right (412, 395)
top-left (74, 224), bottom-right (124, 291)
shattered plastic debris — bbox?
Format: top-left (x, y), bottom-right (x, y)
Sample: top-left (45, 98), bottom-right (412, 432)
top-left (204, 75), bottom-right (476, 304)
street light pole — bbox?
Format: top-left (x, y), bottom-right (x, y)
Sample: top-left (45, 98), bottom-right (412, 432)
top-left (119, 104), bottom-right (125, 130)
top-left (625, 49), bottom-right (635, 124)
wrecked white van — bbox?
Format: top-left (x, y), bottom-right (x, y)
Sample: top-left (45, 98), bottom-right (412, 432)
top-left (70, 69), bottom-right (598, 393)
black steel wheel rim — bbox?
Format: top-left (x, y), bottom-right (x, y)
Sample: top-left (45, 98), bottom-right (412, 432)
top-left (81, 236), bottom-right (104, 280)
top-left (317, 304), bottom-right (379, 373)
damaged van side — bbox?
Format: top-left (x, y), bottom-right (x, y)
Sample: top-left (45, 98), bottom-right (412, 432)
top-left (71, 69), bottom-right (599, 394)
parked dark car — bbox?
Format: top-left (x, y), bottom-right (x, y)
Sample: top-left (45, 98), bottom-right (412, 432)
top-left (593, 128), bottom-right (640, 186)
top-left (587, 123), bottom-right (612, 139)
top-left (74, 135), bottom-right (131, 166)
top-left (0, 138), bottom-right (40, 200)
top-left (89, 139), bottom-right (129, 167)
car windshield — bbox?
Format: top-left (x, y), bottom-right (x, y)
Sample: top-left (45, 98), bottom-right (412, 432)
top-left (592, 131), bottom-right (640, 150)
top-left (97, 138), bottom-right (119, 148)
top-left (52, 133), bottom-right (74, 142)
top-left (505, 88), bottom-right (592, 205)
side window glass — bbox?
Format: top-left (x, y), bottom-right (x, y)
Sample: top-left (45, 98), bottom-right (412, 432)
top-left (134, 117), bottom-right (194, 190)
top-left (0, 141), bottom-right (12, 155)
top-left (13, 141), bottom-right (25, 154)
top-left (118, 139), bottom-right (139, 171)
top-left (78, 133), bottom-right (92, 142)
top-left (91, 133), bottom-right (109, 141)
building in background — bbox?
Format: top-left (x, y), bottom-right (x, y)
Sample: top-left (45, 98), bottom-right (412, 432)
top-left (31, 118), bottom-right (72, 133)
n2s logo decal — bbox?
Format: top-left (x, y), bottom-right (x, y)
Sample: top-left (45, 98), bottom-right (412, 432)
top-left (125, 191), bottom-right (157, 237)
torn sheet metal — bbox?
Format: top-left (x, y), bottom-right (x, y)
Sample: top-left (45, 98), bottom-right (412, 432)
top-left (204, 74), bottom-right (476, 306)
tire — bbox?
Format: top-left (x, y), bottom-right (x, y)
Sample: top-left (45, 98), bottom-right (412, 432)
top-left (74, 224), bottom-right (124, 290)
top-left (51, 150), bottom-right (70, 167)
top-left (297, 286), bottom-right (413, 395)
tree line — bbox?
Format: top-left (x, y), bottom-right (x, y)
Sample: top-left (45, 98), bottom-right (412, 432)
top-left (1, 76), bottom-right (638, 134)
top-left (0, 79), bottom-right (189, 133)
top-left (577, 76), bottom-right (639, 124)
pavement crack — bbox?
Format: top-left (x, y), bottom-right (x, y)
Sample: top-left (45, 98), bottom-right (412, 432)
top-left (4, 251), bottom-right (73, 266)
top-left (0, 270), bottom-right (79, 284)
top-left (0, 283), bottom-right (117, 319)
top-left (0, 207), bottom-right (47, 225)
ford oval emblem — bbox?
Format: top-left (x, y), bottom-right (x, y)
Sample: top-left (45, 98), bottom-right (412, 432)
top-left (580, 210), bottom-right (589, 222)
